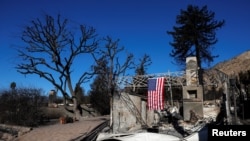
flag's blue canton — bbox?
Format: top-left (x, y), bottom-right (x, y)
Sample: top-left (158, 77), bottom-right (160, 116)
top-left (148, 79), bottom-right (156, 91)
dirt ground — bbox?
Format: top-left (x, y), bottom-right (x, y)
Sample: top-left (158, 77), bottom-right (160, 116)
top-left (0, 116), bottom-right (109, 141)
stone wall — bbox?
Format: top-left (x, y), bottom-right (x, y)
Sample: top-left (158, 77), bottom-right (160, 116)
top-left (112, 92), bottom-right (154, 133)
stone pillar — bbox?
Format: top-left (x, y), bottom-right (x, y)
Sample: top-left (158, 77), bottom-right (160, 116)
top-left (183, 57), bottom-right (204, 121)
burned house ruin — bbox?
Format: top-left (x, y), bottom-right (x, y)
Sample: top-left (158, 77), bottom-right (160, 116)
top-left (111, 56), bottom-right (209, 132)
top-left (97, 56), bottom-right (249, 140)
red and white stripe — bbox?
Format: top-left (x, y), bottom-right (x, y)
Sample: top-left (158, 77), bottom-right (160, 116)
top-left (148, 77), bottom-right (165, 110)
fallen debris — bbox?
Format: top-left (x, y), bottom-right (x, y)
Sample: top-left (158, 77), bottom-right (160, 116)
top-left (96, 105), bottom-right (219, 141)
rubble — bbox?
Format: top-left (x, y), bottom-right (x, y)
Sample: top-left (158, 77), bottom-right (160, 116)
top-left (96, 104), bottom-right (219, 141)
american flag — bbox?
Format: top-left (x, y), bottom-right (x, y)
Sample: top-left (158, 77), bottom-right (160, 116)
top-left (147, 77), bottom-right (165, 110)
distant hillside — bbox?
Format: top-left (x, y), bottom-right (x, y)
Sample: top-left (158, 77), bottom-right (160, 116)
top-left (202, 50), bottom-right (250, 99)
top-left (213, 50), bottom-right (250, 76)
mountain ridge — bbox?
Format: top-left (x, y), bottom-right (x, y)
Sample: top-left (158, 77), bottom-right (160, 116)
top-left (212, 50), bottom-right (250, 76)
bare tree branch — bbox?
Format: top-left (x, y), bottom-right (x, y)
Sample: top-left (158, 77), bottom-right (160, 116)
top-left (15, 14), bottom-right (99, 119)
top-left (91, 36), bottom-right (135, 95)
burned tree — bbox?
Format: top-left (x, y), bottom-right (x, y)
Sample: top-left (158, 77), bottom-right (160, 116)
top-left (135, 54), bottom-right (152, 76)
top-left (92, 36), bottom-right (134, 96)
top-left (16, 14), bottom-right (98, 119)
top-left (132, 54), bottom-right (152, 95)
top-left (91, 36), bottom-right (134, 128)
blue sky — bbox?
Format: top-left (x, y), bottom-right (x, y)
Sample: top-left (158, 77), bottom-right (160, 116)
top-left (0, 0), bottom-right (250, 95)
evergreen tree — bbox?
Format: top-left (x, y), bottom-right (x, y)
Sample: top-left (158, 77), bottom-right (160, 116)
top-left (74, 84), bottom-right (86, 104)
top-left (89, 64), bottom-right (110, 115)
top-left (167, 5), bottom-right (225, 85)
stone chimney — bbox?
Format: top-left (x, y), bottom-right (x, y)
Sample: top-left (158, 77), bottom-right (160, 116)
top-left (182, 57), bottom-right (204, 121)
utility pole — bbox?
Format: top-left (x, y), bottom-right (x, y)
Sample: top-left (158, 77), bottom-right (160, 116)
top-left (224, 80), bottom-right (232, 125)
top-left (230, 78), bottom-right (239, 124)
